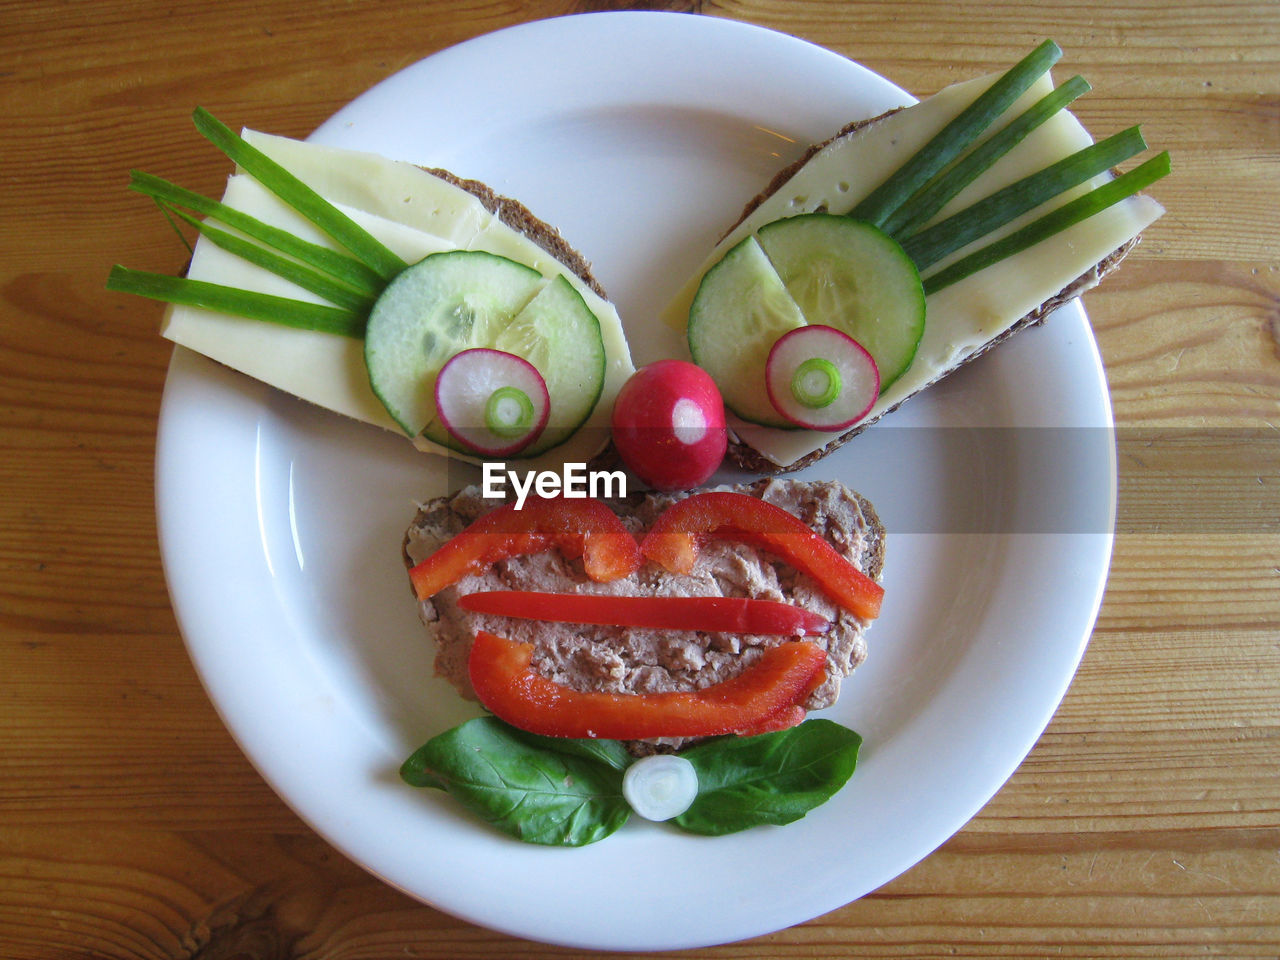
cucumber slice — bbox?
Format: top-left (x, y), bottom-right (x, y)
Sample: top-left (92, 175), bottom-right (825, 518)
top-left (756, 214), bottom-right (925, 390)
top-left (365, 252), bottom-right (606, 458)
top-left (424, 272), bottom-right (607, 458)
top-left (688, 235), bottom-right (807, 428)
top-left (365, 250), bottom-right (543, 437)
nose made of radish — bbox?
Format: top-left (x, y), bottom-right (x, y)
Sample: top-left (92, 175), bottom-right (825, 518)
top-left (610, 359), bottom-right (727, 491)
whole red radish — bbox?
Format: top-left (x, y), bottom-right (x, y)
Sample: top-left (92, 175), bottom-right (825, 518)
top-left (611, 359), bottom-right (727, 490)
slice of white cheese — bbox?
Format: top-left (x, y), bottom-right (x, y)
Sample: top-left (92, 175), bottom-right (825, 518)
top-left (243, 131), bottom-right (491, 246)
top-left (662, 72), bottom-right (1165, 467)
top-left (161, 132), bottom-right (635, 467)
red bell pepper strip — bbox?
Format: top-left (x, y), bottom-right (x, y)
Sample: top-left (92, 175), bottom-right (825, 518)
top-left (638, 492), bottom-right (884, 620)
top-left (735, 704), bottom-right (808, 737)
top-left (457, 591), bottom-right (830, 636)
top-left (468, 630), bottom-right (827, 739)
top-left (409, 496), bottom-right (641, 600)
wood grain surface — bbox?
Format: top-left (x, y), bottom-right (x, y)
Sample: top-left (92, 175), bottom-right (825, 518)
top-left (2, 0), bottom-right (1277, 956)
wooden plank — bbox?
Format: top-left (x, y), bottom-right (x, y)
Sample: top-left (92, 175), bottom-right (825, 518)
top-left (2, 0), bottom-right (1277, 955)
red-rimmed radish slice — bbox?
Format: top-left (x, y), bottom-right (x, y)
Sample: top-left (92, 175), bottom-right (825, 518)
top-left (434, 348), bottom-right (550, 456)
top-left (765, 325), bottom-right (879, 431)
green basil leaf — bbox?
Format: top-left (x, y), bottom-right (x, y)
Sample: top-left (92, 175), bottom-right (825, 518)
top-left (673, 719), bottom-right (862, 836)
top-left (399, 717), bottom-right (630, 846)
top-left (504, 726), bottom-right (633, 771)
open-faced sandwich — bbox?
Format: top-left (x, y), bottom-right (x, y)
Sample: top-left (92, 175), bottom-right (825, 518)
top-left (663, 40), bottom-right (1167, 472)
top-left (110, 42), bottom-right (1166, 477)
top-left (404, 478), bottom-right (884, 750)
top-left (109, 110), bottom-right (634, 466)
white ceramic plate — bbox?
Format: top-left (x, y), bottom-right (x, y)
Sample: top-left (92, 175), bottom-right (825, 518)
top-left (156, 12), bottom-right (1115, 951)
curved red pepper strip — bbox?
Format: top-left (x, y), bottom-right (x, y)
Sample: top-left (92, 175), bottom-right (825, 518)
top-left (638, 491), bottom-right (884, 620)
top-left (736, 704), bottom-right (808, 737)
top-left (469, 630), bottom-right (827, 740)
top-left (409, 496), bottom-right (642, 600)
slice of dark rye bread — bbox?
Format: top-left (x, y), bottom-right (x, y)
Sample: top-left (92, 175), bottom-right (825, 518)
top-left (719, 107), bottom-right (1142, 476)
top-left (401, 478), bottom-right (886, 753)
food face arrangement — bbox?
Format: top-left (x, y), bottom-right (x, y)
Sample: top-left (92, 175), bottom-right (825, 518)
top-left (111, 41), bottom-right (1167, 844)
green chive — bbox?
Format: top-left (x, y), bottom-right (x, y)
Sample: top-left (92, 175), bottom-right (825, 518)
top-left (106, 266), bottom-right (366, 338)
top-left (849, 39), bottom-right (1063, 228)
top-left (485, 386), bottom-right (536, 438)
top-left (192, 107), bottom-right (409, 281)
top-left (883, 75), bottom-right (1092, 239)
top-left (791, 357), bottom-right (842, 408)
top-left (921, 151), bottom-right (1171, 295)
top-left (904, 126), bottom-right (1149, 271)
top-left (166, 206), bottom-right (375, 313)
top-left (130, 171), bottom-right (384, 296)
top-left (152, 196), bottom-right (194, 254)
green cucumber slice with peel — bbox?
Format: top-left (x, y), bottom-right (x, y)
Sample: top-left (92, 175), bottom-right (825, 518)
top-left (756, 214), bottom-right (925, 391)
top-left (687, 235), bottom-right (807, 428)
top-left (365, 250), bottom-right (543, 437)
top-left (482, 273), bottom-right (606, 458)
top-left (364, 251), bottom-right (605, 458)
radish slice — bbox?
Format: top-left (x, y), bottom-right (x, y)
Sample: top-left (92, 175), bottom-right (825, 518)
top-left (434, 348), bottom-right (550, 456)
top-left (622, 754), bottom-right (699, 822)
top-left (765, 325), bottom-right (880, 431)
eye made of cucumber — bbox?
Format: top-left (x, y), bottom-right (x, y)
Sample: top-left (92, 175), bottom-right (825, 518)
top-left (365, 250), bottom-right (605, 458)
top-left (689, 215), bottom-right (923, 429)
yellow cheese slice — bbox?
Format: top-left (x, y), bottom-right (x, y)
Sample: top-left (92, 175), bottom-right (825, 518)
top-left (161, 133), bottom-right (635, 467)
top-left (243, 131), bottom-right (490, 246)
top-left (662, 72), bottom-right (1165, 467)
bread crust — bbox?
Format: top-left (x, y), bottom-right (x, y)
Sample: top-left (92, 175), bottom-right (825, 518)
top-left (425, 167), bottom-right (607, 300)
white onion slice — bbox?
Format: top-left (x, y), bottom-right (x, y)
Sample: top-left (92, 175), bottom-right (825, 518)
top-left (622, 754), bottom-right (699, 822)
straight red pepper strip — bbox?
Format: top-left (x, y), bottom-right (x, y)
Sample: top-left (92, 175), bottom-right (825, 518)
top-left (408, 496), bottom-right (641, 600)
top-left (638, 492), bottom-right (884, 620)
top-left (457, 591), bottom-right (830, 636)
top-left (468, 631), bottom-right (827, 740)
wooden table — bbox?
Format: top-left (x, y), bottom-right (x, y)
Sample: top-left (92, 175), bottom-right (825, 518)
top-left (3, 1), bottom-right (1277, 956)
